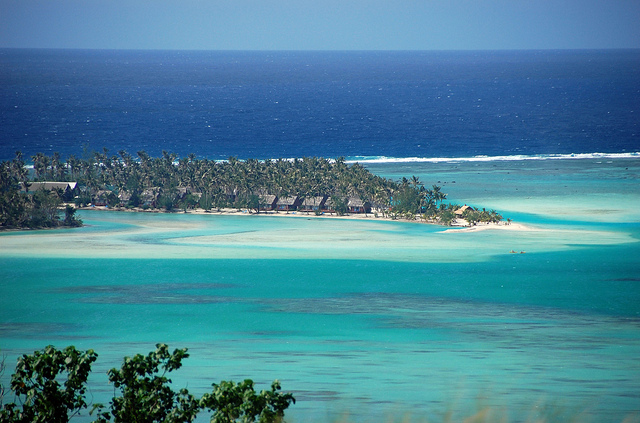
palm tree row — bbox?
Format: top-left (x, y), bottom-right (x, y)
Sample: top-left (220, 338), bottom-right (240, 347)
top-left (28, 149), bottom-right (403, 210)
top-left (3, 149), bottom-right (503, 226)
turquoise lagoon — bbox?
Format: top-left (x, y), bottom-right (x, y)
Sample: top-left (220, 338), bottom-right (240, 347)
top-left (1, 158), bottom-right (640, 422)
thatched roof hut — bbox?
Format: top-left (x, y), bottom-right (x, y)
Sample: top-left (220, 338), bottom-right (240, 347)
top-left (347, 197), bottom-right (371, 214)
top-left (300, 196), bottom-right (327, 211)
top-left (22, 181), bottom-right (78, 192)
top-left (259, 194), bottom-right (278, 210)
top-left (455, 205), bottom-right (471, 216)
top-left (276, 196), bottom-right (301, 211)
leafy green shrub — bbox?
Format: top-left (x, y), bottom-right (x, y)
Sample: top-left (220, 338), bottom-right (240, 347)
top-left (0, 345), bottom-right (98, 423)
top-left (92, 344), bottom-right (199, 423)
top-left (0, 344), bottom-right (295, 423)
top-left (200, 379), bottom-right (295, 423)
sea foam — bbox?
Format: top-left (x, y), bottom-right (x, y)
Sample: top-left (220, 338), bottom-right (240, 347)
top-left (346, 152), bottom-right (640, 164)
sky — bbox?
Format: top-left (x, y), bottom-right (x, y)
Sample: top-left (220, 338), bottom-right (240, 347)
top-left (1, 0), bottom-right (639, 50)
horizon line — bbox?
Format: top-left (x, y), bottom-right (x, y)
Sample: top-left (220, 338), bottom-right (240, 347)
top-left (2, 47), bottom-right (639, 53)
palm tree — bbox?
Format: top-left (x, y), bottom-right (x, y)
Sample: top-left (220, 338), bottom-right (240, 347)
top-left (32, 153), bottom-right (47, 180)
top-left (11, 151), bottom-right (29, 187)
top-left (432, 185), bottom-right (446, 206)
top-left (410, 175), bottom-right (422, 189)
top-left (51, 152), bottom-right (65, 180)
top-left (67, 155), bottom-right (81, 180)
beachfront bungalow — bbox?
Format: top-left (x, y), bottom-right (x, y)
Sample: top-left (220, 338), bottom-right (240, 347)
top-left (92, 190), bottom-right (110, 207)
top-left (140, 187), bottom-right (161, 208)
top-left (347, 197), bottom-right (371, 214)
top-left (276, 196), bottom-right (301, 212)
top-left (259, 194), bottom-right (278, 211)
top-left (176, 187), bottom-right (188, 200)
top-left (322, 197), bottom-right (336, 213)
top-left (176, 186), bottom-right (202, 201)
top-left (22, 181), bottom-right (78, 201)
top-left (118, 191), bottom-right (132, 206)
top-left (300, 196), bottom-right (327, 212)
top-left (455, 205), bottom-right (471, 216)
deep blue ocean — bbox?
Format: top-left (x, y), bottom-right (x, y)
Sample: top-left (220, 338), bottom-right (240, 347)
top-left (1, 49), bottom-right (639, 161)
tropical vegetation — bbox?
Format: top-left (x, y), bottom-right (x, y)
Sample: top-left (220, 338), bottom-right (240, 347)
top-left (1, 149), bottom-right (504, 230)
top-left (0, 344), bottom-right (295, 423)
top-left (0, 152), bottom-right (82, 229)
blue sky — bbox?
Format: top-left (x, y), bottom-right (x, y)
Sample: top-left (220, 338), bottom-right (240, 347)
top-left (1, 0), bottom-right (639, 50)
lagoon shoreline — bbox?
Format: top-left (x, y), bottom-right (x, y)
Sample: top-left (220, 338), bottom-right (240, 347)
top-left (75, 203), bottom-right (530, 231)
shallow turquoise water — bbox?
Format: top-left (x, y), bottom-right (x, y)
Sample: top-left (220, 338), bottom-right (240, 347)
top-left (1, 159), bottom-right (640, 422)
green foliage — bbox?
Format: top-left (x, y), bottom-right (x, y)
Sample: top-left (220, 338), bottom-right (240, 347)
top-left (331, 197), bottom-right (348, 216)
top-left (75, 191), bottom-right (92, 208)
top-left (0, 345), bottom-right (98, 423)
top-left (1, 152), bottom-right (85, 230)
top-left (95, 344), bottom-right (199, 423)
top-left (0, 344), bottom-right (294, 423)
top-left (64, 205), bottom-right (83, 227)
top-left (2, 149), bottom-right (508, 227)
top-left (391, 186), bottom-right (422, 214)
top-left (156, 193), bottom-right (176, 211)
top-left (127, 190), bottom-right (142, 208)
top-left (439, 210), bottom-right (456, 226)
top-left (239, 193), bottom-right (260, 213)
top-left (8, 150), bottom-right (400, 213)
top-left (198, 192), bottom-right (213, 211)
top-left (0, 160), bottom-right (28, 228)
top-left (180, 194), bottom-right (199, 212)
top-left (200, 379), bottom-right (295, 423)
top-left (461, 207), bottom-right (503, 225)
top-left (29, 189), bottom-right (62, 227)
top-left (105, 191), bottom-right (120, 207)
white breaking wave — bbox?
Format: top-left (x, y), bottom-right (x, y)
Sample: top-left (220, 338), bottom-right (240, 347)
top-left (346, 152), bottom-right (640, 164)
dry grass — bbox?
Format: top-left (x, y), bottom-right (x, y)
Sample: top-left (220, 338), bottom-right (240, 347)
top-left (294, 405), bottom-right (640, 423)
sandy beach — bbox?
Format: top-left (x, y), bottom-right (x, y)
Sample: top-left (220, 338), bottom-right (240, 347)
top-left (2, 205), bottom-right (634, 265)
top-left (78, 205), bottom-right (533, 231)
top-left (442, 221), bottom-right (537, 233)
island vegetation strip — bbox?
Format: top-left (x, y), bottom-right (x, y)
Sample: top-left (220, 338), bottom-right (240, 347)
top-left (1, 149), bottom-right (506, 231)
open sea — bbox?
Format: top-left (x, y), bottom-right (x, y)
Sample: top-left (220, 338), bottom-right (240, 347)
top-left (1, 49), bottom-right (640, 422)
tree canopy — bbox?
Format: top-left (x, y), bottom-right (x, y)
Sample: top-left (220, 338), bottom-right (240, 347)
top-left (0, 152), bottom-right (82, 230)
top-left (0, 344), bottom-right (295, 423)
top-left (2, 149), bottom-right (504, 228)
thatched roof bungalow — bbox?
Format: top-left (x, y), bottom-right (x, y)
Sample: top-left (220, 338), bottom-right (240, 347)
top-left (22, 181), bottom-right (78, 192)
top-left (141, 187), bottom-right (161, 207)
top-left (276, 196), bottom-right (301, 211)
top-left (455, 205), bottom-right (471, 216)
top-left (300, 196), bottom-right (327, 212)
top-left (347, 197), bottom-right (371, 214)
top-left (322, 197), bottom-right (336, 213)
top-left (118, 190), bottom-right (132, 206)
top-left (176, 187), bottom-right (189, 199)
top-left (92, 190), bottom-right (110, 206)
top-left (259, 194), bottom-right (278, 211)
top-left (22, 182), bottom-right (78, 201)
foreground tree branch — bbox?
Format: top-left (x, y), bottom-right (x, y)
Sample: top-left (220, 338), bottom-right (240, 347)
top-left (0, 344), bottom-right (294, 423)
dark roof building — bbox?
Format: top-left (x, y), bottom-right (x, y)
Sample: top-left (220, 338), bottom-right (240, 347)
top-left (21, 181), bottom-right (79, 201)
top-left (259, 194), bottom-right (278, 210)
top-left (276, 196), bottom-right (301, 211)
top-left (347, 197), bottom-right (371, 214)
top-left (300, 196), bottom-right (327, 211)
